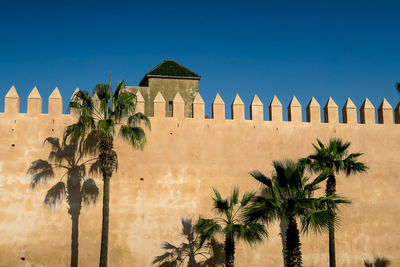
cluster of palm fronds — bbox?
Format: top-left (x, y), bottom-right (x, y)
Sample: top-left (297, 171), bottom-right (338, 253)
top-left (153, 218), bottom-right (224, 267)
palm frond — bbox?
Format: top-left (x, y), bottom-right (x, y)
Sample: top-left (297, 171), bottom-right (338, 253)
top-left (304, 168), bottom-right (330, 194)
top-left (112, 80), bottom-right (126, 102)
top-left (301, 209), bottom-right (335, 234)
top-left (245, 196), bottom-right (278, 223)
top-left (82, 179), bottom-right (99, 206)
top-left (240, 191), bottom-right (255, 207)
top-left (297, 157), bottom-right (310, 171)
top-left (316, 138), bottom-right (325, 151)
top-left (230, 187), bottom-right (239, 206)
top-left (321, 194), bottom-right (352, 210)
top-left (44, 182), bottom-right (66, 207)
top-left (212, 188), bottom-right (229, 214)
top-left (112, 91), bottom-right (136, 120)
top-left (119, 125), bottom-right (146, 150)
top-left (212, 188), bottom-right (222, 201)
top-left (236, 222), bottom-right (268, 245)
top-left (272, 161), bottom-right (287, 187)
top-left (249, 170), bottom-right (273, 189)
top-left (195, 218), bottom-right (221, 247)
top-left (94, 83), bottom-right (111, 113)
top-left (343, 155), bottom-right (368, 175)
top-left (128, 112), bottom-right (151, 130)
top-left (70, 90), bottom-right (94, 116)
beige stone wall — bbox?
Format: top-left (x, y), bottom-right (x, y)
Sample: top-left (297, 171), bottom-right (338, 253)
top-left (0, 89), bottom-right (399, 267)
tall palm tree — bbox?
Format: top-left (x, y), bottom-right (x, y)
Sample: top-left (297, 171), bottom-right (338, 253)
top-left (195, 188), bottom-right (267, 267)
top-left (304, 138), bottom-right (368, 267)
top-left (27, 136), bottom-right (100, 267)
top-left (247, 160), bottom-right (349, 267)
top-left (153, 217), bottom-right (224, 267)
top-left (63, 77), bottom-right (151, 267)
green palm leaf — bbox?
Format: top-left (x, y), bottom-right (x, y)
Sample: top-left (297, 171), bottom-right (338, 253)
top-left (119, 125), bottom-right (146, 150)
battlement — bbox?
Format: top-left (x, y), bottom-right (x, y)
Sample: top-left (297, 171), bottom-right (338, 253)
top-left (1, 85), bottom-right (400, 125)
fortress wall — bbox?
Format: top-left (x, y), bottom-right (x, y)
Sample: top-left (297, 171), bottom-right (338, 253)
top-left (0, 87), bottom-right (399, 266)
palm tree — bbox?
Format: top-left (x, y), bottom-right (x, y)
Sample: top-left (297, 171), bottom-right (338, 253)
top-left (247, 160), bottom-right (349, 267)
top-left (304, 138), bottom-right (368, 267)
top-left (63, 77), bottom-right (151, 267)
top-left (27, 136), bottom-right (100, 267)
top-left (195, 188), bottom-right (267, 267)
top-left (153, 217), bottom-right (224, 267)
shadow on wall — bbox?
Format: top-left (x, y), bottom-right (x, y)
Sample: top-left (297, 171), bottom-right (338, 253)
top-left (152, 217), bottom-right (224, 267)
top-left (364, 256), bottom-right (391, 267)
top-left (27, 135), bottom-right (101, 267)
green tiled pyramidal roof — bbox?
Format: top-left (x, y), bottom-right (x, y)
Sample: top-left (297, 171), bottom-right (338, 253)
top-left (146, 60), bottom-right (200, 78)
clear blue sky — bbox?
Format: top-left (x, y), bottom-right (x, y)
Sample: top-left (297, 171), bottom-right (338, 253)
top-left (1, 0), bottom-right (399, 120)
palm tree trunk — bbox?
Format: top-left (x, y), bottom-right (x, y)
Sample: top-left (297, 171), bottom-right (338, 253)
top-left (71, 212), bottom-right (79, 267)
top-left (285, 216), bottom-right (303, 267)
top-left (326, 174), bottom-right (336, 267)
top-left (99, 137), bottom-right (114, 267)
top-left (99, 176), bottom-right (110, 267)
top-left (224, 236), bottom-right (235, 267)
top-left (325, 174), bottom-right (336, 196)
top-left (188, 254), bottom-right (197, 267)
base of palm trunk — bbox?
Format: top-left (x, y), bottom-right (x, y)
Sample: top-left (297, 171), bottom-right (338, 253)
top-left (224, 236), bottom-right (235, 267)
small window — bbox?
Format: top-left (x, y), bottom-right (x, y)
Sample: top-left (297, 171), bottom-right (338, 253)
top-left (168, 101), bottom-right (173, 112)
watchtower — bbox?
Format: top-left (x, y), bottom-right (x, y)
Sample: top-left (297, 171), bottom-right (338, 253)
top-left (126, 60), bottom-right (201, 117)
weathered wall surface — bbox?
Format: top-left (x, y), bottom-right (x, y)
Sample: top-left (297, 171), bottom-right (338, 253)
top-left (127, 78), bottom-right (199, 118)
top-left (148, 78), bottom-right (199, 117)
top-left (0, 87), bottom-right (399, 267)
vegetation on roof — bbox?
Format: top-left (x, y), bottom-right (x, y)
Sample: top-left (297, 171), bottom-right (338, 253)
top-left (147, 60), bottom-right (200, 78)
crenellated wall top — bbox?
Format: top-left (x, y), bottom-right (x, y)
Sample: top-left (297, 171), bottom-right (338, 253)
top-left (1, 86), bottom-right (400, 125)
